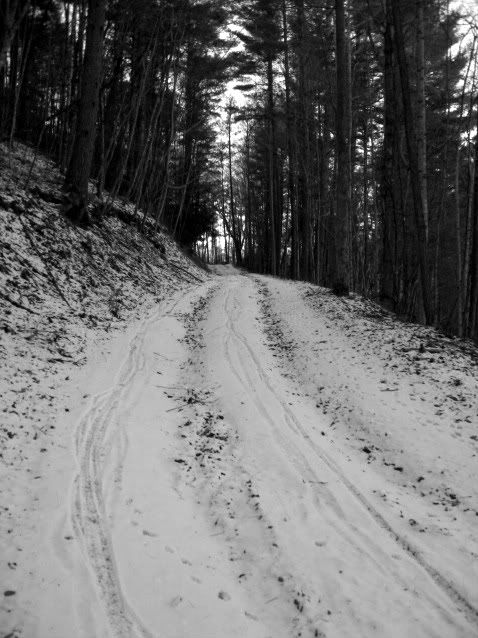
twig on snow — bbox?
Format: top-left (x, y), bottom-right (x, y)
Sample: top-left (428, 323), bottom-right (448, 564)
top-left (0, 289), bottom-right (41, 315)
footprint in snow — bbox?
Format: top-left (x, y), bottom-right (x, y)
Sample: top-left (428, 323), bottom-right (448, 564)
top-left (170, 595), bottom-right (183, 608)
top-left (218, 590), bottom-right (231, 601)
top-left (245, 611), bottom-right (259, 621)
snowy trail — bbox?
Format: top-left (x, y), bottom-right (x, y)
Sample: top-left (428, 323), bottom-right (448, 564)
top-left (187, 271), bottom-right (477, 637)
top-left (7, 268), bottom-right (477, 637)
top-left (68, 302), bottom-right (168, 638)
top-left (53, 290), bottom-right (196, 638)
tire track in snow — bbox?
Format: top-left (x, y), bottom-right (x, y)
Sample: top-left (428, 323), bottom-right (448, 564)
top-left (218, 286), bottom-right (326, 637)
top-left (222, 275), bottom-right (478, 630)
top-left (68, 290), bottom-right (193, 638)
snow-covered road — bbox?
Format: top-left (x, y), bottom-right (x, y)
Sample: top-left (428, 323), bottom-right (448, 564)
top-left (3, 267), bottom-right (477, 637)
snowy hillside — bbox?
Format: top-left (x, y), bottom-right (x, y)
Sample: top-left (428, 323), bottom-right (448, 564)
top-left (0, 143), bottom-right (208, 636)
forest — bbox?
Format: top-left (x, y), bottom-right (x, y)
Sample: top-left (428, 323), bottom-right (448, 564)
top-left (1, 0), bottom-right (478, 341)
top-left (2, 3), bottom-right (478, 636)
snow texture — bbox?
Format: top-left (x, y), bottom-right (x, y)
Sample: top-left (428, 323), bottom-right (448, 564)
top-left (1, 146), bottom-right (478, 638)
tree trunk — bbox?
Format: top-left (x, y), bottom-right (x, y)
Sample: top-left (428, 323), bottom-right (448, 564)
top-left (282, 0), bottom-right (299, 280)
top-left (468, 121), bottom-right (478, 339)
top-left (295, 0), bottom-right (312, 281)
top-left (380, 1), bottom-right (399, 308)
top-left (392, 1), bottom-right (431, 322)
top-left (415, 0), bottom-right (428, 242)
top-left (64, 0), bottom-right (106, 224)
top-left (266, 53), bottom-right (277, 276)
top-left (333, 0), bottom-right (351, 295)
top-left (227, 101), bottom-right (242, 266)
top-left (463, 44), bottom-right (477, 335)
top-left (244, 119), bottom-right (254, 268)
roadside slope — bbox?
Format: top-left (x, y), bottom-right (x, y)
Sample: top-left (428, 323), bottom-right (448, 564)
top-left (0, 142), bottom-right (207, 636)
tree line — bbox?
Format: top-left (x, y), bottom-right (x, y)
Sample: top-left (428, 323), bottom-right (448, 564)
top-left (214, 0), bottom-right (478, 341)
top-left (1, 0), bottom-right (478, 342)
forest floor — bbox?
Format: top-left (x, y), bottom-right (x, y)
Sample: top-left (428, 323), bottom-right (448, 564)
top-left (1, 145), bottom-right (478, 638)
